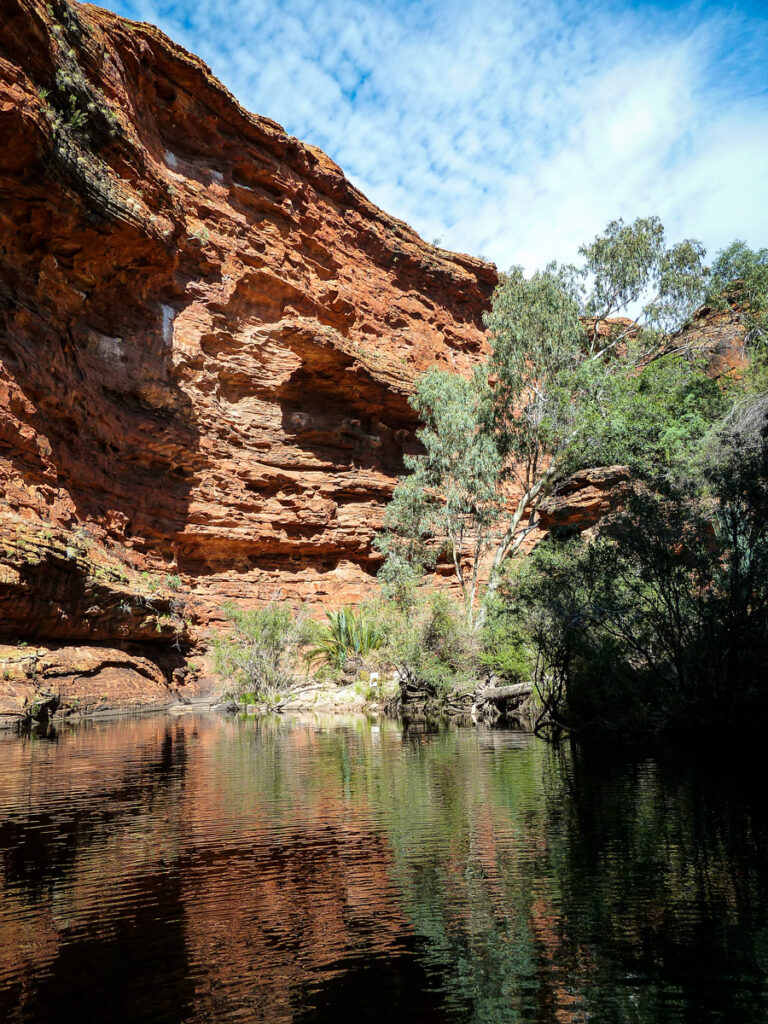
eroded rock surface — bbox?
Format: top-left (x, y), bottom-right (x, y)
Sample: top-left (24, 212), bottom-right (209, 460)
top-left (670, 302), bottom-right (749, 379)
top-left (538, 466), bottom-right (632, 534)
top-left (0, 0), bottom-right (495, 709)
top-left (0, 641), bottom-right (196, 728)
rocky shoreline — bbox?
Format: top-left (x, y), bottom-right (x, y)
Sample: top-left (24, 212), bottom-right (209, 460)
top-left (1, 665), bottom-right (535, 731)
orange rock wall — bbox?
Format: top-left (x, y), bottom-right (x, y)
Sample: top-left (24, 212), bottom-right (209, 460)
top-left (0, 1), bottom-right (747, 712)
top-left (0, 0), bottom-right (496, 636)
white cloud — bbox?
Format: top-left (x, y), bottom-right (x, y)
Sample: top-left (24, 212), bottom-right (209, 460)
top-left (112, 0), bottom-right (768, 270)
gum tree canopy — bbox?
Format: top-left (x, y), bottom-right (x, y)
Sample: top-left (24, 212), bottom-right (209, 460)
top-left (376, 216), bottom-right (731, 625)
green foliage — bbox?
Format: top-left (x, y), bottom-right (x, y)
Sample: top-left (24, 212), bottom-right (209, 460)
top-left (141, 571), bottom-right (160, 593)
top-left (237, 691), bottom-right (263, 706)
top-left (377, 368), bottom-right (506, 621)
top-left (306, 606), bottom-right (385, 669)
top-left (484, 262), bottom-right (585, 466)
top-left (44, 2), bottom-right (121, 148)
top-left (213, 602), bottom-right (309, 702)
top-left (53, 71), bottom-right (87, 132)
top-left (411, 369), bottom-right (501, 533)
top-left (165, 574), bottom-right (182, 591)
top-left (28, 701), bottom-right (45, 721)
top-left (392, 593), bottom-right (480, 698)
top-left (515, 402), bottom-right (768, 737)
top-left (479, 590), bottom-right (535, 682)
top-left (47, 0), bottom-right (84, 39)
top-left (375, 551), bottom-right (423, 609)
top-left (72, 526), bottom-right (94, 550)
top-left (485, 219), bottom-right (710, 480)
top-left (353, 676), bottom-right (385, 702)
top-left (41, 44), bottom-right (119, 148)
top-left (374, 473), bottom-right (438, 607)
top-left (189, 225), bottom-right (210, 245)
top-left (579, 215), bottom-right (707, 336)
top-left (561, 353), bottom-right (732, 479)
top-left (707, 240), bottom-right (768, 350)
top-left (378, 215), bottom-right (717, 620)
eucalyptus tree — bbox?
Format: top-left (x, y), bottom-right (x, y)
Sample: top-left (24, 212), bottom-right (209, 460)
top-left (706, 241), bottom-right (768, 350)
top-left (376, 368), bottom-right (502, 618)
top-left (377, 216), bottom-right (712, 625)
top-left (579, 215), bottom-right (707, 349)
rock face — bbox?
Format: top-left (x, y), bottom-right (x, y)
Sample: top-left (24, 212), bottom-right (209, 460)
top-left (0, 641), bottom-right (186, 729)
top-left (670, 302), bottom-right (749, 379)
top-left (0, 0), bottom-right (495, 710)
top-left (0, 506), bottom-right (201, 723)
top-left (538, 466), bottom-right (631, 534)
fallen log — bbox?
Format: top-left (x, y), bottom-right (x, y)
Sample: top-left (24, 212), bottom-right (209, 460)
top-left (479, 683), bottom-right (532, 701)
top-left (472, 682), bottom-right (533, 724)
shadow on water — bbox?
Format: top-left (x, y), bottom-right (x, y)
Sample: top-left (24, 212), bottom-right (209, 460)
top-left (291, 940), bottom-right (451, 1024)
top-left (540, 742), bottom-right (768, 1024)
top-left (1, 714), bottom-right (767, 1023)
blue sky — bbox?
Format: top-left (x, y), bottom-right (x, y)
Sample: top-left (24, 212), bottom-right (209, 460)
top-left (101, 0), bottom-right (768, 271)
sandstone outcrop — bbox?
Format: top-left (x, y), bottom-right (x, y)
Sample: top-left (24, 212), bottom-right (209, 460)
top-left (537, 466), bottom-right (632, 534)
top-left (0, 0), bottom-right (495, 711)
top-left (668, 301), bottom-right (749, 379)
top-left (0, 1), bottom-right (750, 718)
top-left (0, 510), bottom-right (190, 643)
top-left (0, 641), bottom-right (193, 728)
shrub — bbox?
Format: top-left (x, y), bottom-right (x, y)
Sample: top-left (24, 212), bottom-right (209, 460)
top-left (515, 403), bottom-right (768, 738)
top-left (189, 225), bottom-right (210, 245)
top-left (479, 589), bottom-right (535, 682)
top-left (707, 240), bottom-right (768, 349)
top-left (213, 602), bottom-right (309, 702)
top-left (560, 353), bottom-right (733, 481)
top-left (393, 593), bottom-right (480, 698)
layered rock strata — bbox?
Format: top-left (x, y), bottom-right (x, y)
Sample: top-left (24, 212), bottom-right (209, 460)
top-left (537, 466), bottom-right (632, 535)
top-left (0, 0), bottom-right (495, 713)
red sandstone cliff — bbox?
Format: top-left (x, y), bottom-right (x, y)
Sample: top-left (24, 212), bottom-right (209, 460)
top-left (0, 0), bottom-right (749, 720)
top-left (0, 0), bottom-right (496, 714)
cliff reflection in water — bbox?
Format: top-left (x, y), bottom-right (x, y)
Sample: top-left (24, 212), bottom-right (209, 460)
top-left (1, 713), bottom-right (767, 1023)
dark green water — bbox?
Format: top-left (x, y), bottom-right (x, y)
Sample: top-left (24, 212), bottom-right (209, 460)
top-left (1, 713), bottom-right (767, 1023)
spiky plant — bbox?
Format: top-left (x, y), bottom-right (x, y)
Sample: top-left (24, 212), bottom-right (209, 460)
top-left (306, 607), bottom-right (385, 669)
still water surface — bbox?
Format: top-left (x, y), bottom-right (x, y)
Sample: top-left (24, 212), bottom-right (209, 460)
top-left (1, 713), bottom-right (767, 1023)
